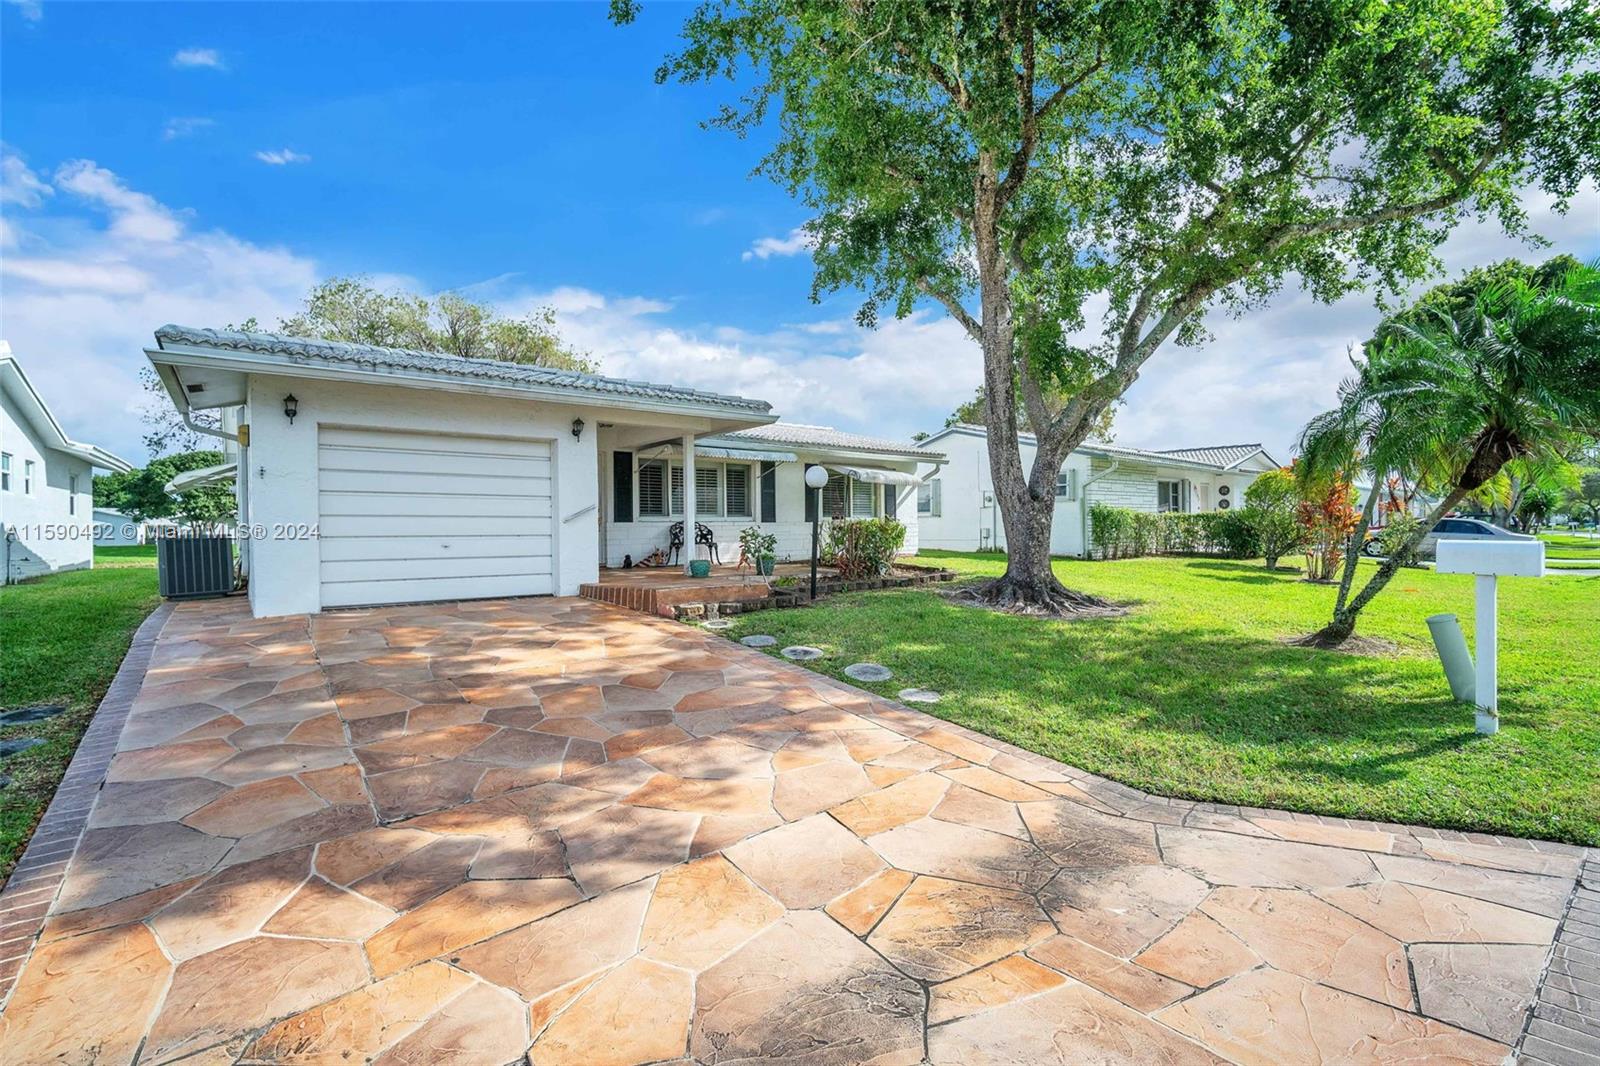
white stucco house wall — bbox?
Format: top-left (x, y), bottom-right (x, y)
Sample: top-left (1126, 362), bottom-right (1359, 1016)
top-left (1, 346), bottom-right (133, 584)
top-left (93, 508), bottom-right (145, 546)
top-left (915, 424), bottom-right (1281, 558)
top-left (146, 326), bottom-right (938, 619)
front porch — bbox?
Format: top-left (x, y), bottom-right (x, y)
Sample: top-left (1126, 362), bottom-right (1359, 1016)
top-left (579, 561), bottom-right (833, 618)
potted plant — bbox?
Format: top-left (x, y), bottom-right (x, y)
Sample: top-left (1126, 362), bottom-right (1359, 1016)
top-left (739, 526), bottom-right (778, 576)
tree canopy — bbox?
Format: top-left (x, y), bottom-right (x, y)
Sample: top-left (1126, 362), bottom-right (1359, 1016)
top-left (627, 0), bottom-right (1600, 611)
top-left (94, 451), bottom-right (236, 525)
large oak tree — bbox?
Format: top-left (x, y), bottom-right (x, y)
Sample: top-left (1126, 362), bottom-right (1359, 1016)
top-left (622, 0), bottom-right (1600, 611)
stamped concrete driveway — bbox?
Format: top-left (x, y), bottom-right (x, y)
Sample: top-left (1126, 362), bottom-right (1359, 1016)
top-left (0, 595), bottom-right (1587, 1065)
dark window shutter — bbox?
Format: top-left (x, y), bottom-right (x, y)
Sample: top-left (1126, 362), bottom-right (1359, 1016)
top-left (884, 484), bottom-right (898, 518)
top-left (804, 477), bottom-right (817, 522)
top-left (612, 451), bottom-right (633, 523)
top-left (760, 461), bottom-right (777, 523)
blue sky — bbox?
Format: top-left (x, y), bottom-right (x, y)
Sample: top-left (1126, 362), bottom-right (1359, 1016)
top-left (3, 1), bottom-right (1597, 466)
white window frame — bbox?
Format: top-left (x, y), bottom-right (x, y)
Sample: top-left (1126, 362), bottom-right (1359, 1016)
top-left (850, 478), bottom-right (877, 518)
top-left (23, 459), bottom-right (35, 495)
top-left (1157, 479), bottom-right (1184, 513)
top-left (636, 459), bottom-right (755, 520)
top-left (0, 452), bottom-right (10, 492)
top-left (695, 464), bottom-right (722, 517)
top-left (1056, 468), bottom-right (1078, 500)
top-left (69, 474), bottom-right (78, 515)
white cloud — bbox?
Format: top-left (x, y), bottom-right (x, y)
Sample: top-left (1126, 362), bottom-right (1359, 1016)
top-left (254, 148), bottom-right (311, 166)
top-left (5, 0), bottom-right (42, 22)
top-left (162, 117), bottom-right (215, 141)
top-left (1, 148), bottom-right (52, 207)
top-left (742, 226), bottom-right (814, 262)
top-left (0, 157), bottom-right (318, 463)
top-left (171, 47), bottom-right (225, 70)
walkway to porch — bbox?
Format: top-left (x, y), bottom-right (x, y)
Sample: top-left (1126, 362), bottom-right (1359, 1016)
top-left (580, 562), bottom-right (832, 618)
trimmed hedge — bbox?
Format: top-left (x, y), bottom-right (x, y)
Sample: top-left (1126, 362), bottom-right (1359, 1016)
top-left (1088, 504), bottom-right (1261, 560)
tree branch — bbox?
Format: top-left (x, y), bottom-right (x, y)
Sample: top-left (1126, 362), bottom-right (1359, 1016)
top-left (997, 40), bottom-right (1104, 207)
top-left (917, 278), bottom-right (981, 341)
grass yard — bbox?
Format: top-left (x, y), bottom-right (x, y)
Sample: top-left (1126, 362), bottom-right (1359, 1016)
top-left (1539, 533), bottom-right (1600, 571)
top-left (0, 547), bottom-right (161, 881)
top-left (721, 550), bottom-right (1600, 844)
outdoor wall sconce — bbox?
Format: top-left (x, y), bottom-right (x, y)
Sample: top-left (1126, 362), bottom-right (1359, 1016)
top-left (571, 417), bottom-right (585, 440)
top-left (283, 394), bottom-right (299, 425)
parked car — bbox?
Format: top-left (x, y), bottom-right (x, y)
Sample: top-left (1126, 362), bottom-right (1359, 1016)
top-left (1363, 516), bottom-right (1535, 558)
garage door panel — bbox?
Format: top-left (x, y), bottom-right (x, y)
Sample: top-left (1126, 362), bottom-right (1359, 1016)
top-left (322, 573), bottom-right (553, 609)
top-left (317, 425), bottom-right (555, 609)
top-left (322, 555), bottom-right (553, 583)
top-left (319, 534), bottom-right (553, 563)
top-left (320, 425), bottom-right (550, 458)
top-left (318, 448), bottom-right (551, 479)
top-left (316, 490), bottom-right (552, 519)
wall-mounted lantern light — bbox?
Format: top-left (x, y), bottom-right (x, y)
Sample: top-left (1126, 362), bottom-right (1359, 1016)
top-left (571, 417), bottom-right (585, 440)
top-left (283, 394), bottom-right (299, 425)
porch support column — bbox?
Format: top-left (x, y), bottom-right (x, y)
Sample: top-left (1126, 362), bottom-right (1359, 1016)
top-left (682, 433), bottom-right (697, 573)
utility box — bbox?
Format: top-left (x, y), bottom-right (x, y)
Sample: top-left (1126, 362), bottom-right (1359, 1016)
top-left (1435, 538), bottom-right (1544, 577)
top-left (156, 536), bottom-right (235, 599)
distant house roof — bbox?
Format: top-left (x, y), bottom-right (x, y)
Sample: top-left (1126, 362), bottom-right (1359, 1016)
top-left (0, 347), bottom-right (133, 472)
top-left (151, 325), bottom-right (774, 417)
top-left (725, 422), bottom-right (945, 461)
top-left (917, 424), bottom-right (1276, 472)
top-left (1156, 444), bottom-right (1275, 469)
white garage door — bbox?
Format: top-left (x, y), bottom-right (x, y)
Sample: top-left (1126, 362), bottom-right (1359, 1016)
top-left (317, 425), bottom-right (554, 608)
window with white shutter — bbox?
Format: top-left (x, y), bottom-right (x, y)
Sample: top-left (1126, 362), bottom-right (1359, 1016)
top-left (724, 465), bottom-right (751, 517)
top-left (850, 479), bottom-right (876, 517)
top-left (695, 466), bottom-right (720, 515)
top-left (638, 460), bottom-right (667, 517)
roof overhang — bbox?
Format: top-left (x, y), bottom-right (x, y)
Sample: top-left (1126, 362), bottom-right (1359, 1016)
top-left (824, 464), bottom-right (923, 487)
top-left (0, 356), bottom-right (134, 472)
top-left (145, 338), bottom-right (777, 435)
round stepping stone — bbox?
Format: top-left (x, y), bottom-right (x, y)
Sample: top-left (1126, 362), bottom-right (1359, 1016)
top-left (781, 645), bottom-right (825, 661)
top-left (844, 663), bottom-right (893, 683)
top-left (701, 619), bottom-right (734, 630)
top-left (898, 688), bottom-right (941, 704)
top-left (0, 704), bottom-right (64, 725)
top-left (740, 635), bottom-right (777, 648)
top-left (0, 737), bottom-right (46, 758)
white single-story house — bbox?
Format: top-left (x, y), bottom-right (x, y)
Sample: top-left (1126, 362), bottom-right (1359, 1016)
top-left (146, 326), bottom-right (938, 618)
top-left (915, 424), bottom-right (1282, 557)
top-left (1, 344), bottom-right (133, 584)
top-left (92, 508), bottom-right (145, 546)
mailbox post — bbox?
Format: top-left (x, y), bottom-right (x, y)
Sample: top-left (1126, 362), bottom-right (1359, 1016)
top-left (1433, 538), bottom-right (1545, 735)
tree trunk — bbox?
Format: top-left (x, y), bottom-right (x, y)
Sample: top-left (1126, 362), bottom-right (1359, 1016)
top-left (1334, 481), bottom-right (1381, 615)
top-left (1298, 486), bottom-right (1468, 647)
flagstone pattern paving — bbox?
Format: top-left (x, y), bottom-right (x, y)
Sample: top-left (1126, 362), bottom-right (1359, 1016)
top-left (0, 595), bottom-right (1593, 1065)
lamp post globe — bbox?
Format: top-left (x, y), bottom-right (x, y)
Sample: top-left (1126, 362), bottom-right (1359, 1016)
top-left (804, 466), bottom-right (828, 599)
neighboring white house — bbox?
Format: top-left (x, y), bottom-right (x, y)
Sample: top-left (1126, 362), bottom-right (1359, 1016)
top-left (915, 424), bottom-right (1282, 558)
top-left (93, 508), bottom-right (145, 546)
top-left (145, 326), bottom-right (938, 619)
top-left (1, 345), bottom-right (133, 584)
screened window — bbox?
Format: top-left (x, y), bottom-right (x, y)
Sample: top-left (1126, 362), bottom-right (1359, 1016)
top-left (850, 479), bottom-right (877, 518)
top-left (1157, 479), bottom-right (1183, 513)
top-left (638, 460), bottom-right (668, 517)
top-left (0, 453), bottom-right (10, 492)
top-left (695, 466), bottom-right (720, 515)
top-left (724, 465), bottom-right (751, 517)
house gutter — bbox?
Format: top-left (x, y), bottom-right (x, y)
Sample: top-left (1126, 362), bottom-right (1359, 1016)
top-left (1079, 459), bottom-right (1119, 558)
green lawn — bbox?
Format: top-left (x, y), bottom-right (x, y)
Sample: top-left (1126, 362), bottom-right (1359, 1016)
top-left (1540, 533), bottom-right (1600, 554)
top-left (719, 551), bottom-right (1600, 845)
top-left (0, 549), bottom-right (161, 880)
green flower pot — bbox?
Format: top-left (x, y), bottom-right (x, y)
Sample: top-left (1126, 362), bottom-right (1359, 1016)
top-left (689, 559), bottom-right (712, 578)
top-left (756, 556), bottom-right (776, 576)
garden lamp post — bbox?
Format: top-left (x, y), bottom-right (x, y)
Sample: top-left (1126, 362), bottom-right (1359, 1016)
top-left (805, 465), bottom-right (829, 600)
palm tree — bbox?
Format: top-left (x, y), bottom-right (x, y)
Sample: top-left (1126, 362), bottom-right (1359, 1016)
top-left (1298, 259), bottom-right (1600, 646)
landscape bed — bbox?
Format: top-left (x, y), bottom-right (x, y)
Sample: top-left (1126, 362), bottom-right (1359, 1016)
top-left (718, 550), bottom-right (1600, 844)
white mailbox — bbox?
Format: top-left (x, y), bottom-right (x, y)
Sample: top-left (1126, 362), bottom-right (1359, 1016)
top-left (1432, 536), bottom-right (1545, 734)
top-left (1435, 538), bottom-right (1545, 577)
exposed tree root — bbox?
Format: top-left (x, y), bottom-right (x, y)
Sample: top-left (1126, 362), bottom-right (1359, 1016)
top-left (949, 576), bottom-right (1126, 620)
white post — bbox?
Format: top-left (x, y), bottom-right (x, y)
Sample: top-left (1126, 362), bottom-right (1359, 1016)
top-left (1474, 573), bottom-right (1498, 735)
top-left (681, 433), bottom-right (697, 573)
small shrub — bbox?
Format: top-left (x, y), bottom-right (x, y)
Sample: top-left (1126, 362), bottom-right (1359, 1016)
top-left (823, 518), bottom-right (906, 579)
top-left (738, 526), bottom-right (777, 563)
top-left (1378, 512), bottom-right (1425, 567)
top-left (1244, 469), bottom-right (1304, 568)
top-left (1214, 509), bottom-right (1265, 559)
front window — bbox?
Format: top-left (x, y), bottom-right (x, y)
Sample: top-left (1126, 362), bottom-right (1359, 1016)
top-left (0, 452), bottom-right (10, 492)
top-left (695, 465), bottom-right (720, 516)
top-left (724, 465), bottom-right (751, 518)
top-left (1157, 479), bottom-right (1183, 513)
top-left (24, 459), bottom-right (35, 495)
top-left (850, 479), bottom-right (877, 518)
top-left (638, 460), bottom-right (668, 517)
